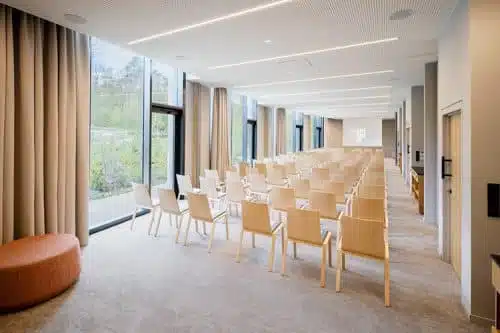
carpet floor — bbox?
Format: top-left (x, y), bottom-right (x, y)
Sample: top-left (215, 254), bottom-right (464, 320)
top-left (0, 161), bottom-right (487, 333)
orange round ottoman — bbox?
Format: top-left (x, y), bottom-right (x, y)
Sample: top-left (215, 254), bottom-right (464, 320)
top-left (0, 234), bottom-right (81, 313)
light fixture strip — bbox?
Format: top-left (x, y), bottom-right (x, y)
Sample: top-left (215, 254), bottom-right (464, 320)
top-left (209, 37), bottom-right (398, 69)
top-left (128, 0), bottom-right (293, 45)
top-left (276, 95), bottom-right (391, 105)
top-left (235, 70), bottom-right (394, 88)
top-left (258, 85), bottom-right (392, 98)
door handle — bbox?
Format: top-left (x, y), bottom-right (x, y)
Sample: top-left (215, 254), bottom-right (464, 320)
top-left (441, 156), bottom-right (452, 179)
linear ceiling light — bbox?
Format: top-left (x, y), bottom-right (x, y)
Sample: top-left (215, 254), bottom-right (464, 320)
top-left (235, 70), bottom-right (394, 88)
top-left (208, 37), bottom-right (398, 69)
top-left (259, 86), bottom-right (392, 98)
top-left (128, 0), bottom-right (293, 45)
top-left (278, 95), bottom-right (391, 105)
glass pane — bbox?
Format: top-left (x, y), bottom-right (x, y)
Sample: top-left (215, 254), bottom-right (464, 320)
top-left (287, 111), bottom-right (294, 153)
top-left (152, 62), bottom-right (183, 107)
top-left (89, 38), bottom-right (144, 228)
top-left (231, 94), bottom-right (243, 163)
top-left (151, 112), bottom-right (174, 189)
top-left (247, 123), bottom-right (253, 162)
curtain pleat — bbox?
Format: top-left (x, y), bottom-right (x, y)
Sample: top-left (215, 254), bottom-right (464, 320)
top-left (303, 115), bottom-right (311, 151)
top-left (210, 88), bottom-right (230, 177)
top-left (276, 108), bottom-right (286, 155)
top-left (0, 4), bottom-right (90, 246)
top-left (257, 105), bottom-right (269, 159)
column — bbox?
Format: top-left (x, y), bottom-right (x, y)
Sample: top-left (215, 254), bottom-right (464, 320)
top-left (424, 62), bottom-right (438, 225)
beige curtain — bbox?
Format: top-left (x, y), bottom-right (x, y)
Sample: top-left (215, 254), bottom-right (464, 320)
top-left (303, 115), bottom-right (312, 151)
top-left (185, 81), bottom-right (210, 186)
top-left (257, 105), bottom-right (270, 160)
top-left (325, 118), bottom-right (343, 148)
top-left (210, 88), bottom-right (230, 177)
top-left (0, 5), bottom-right (90, 246)
top-left (276, 108), bottom-right (286, 155)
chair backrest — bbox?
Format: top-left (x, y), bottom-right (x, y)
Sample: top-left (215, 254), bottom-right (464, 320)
top-left (226, 180), bottom-right (246, 202)
top-left (351, 197), bottom-right (385, 223)
top-left (239, 162), bottom-right (248, 178)
top-left (249, 173), bottom-right (267, 192)
top-left (287, 207), bottom-right (323, 245)
top-left (158, 188), bottom-right (180, 214)
top-left (340, 215), bottom-right (386, 259)
top-left (205, 169), bottom-right (220, 184)
top-left (187, 192), bottom-right (213, 221)
top-left (309, 178), bottom-right (324, 191)
top-left (312, 168), bottom-right (330, 181)
top-left (273, 164), bottom-right (287, 178)
top-left (268, 168), bottom-right (287, 186)
top-left (199, 176), bottom-right (218, 199)
top-left (176, 174), bottom-right (193, 196)
top-left (291, 178), bottom-right (310, 199)
top-left (241, 200), bottom-right (272, 234)
top-left (133, 183), bottom-right (153, 208)
top-left (285, 162), bottom-right (297, 175)
top-left (270, 187), bottom-right (295, 211)
top-left (255, 163), bottom-right (267, 176)
top-left (226, 170), bottom-right (240, 183)
top-left (357, 184), bottom-right (386, 199)
top-left (309, 191), bottom-right (338, 220)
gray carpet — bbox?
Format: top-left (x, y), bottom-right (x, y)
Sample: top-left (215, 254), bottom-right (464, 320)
top-left (0, 161), bottom-right (487, 333)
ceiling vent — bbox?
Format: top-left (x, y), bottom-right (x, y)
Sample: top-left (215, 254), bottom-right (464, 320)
top-left (389, 9), bottom-right (414, 21)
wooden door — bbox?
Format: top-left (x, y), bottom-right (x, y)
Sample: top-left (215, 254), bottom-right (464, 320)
top-left (449, 113), bottom-right (462, 279)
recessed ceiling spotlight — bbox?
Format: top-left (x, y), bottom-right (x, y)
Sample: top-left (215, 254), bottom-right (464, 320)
top-left (389, 9), bottom-right (414, 21)
top-left (264, 39), bottom-right (273, 44)
top-left (64, 13), bottom-right (87, 25)
top-left (128, 0), bottom-right (293, 45)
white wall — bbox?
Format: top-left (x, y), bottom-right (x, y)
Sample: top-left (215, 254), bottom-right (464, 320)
top-left (342, 118), bottom-right (382, 147)
top-left (437, 0), bottom-right (472, 315)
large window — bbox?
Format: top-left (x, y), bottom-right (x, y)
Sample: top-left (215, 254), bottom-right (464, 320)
top-left (231, 93), bottom-right (244, 164)
top-left (152, 62), bottom-right (183, 107)
top-left (286, 111), bottom-right (295, 153)
top-left (89, 39), bottom-right (145, 228)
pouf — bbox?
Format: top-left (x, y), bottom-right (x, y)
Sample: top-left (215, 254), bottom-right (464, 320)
top-left (0, 233), bottom-right (81, 313)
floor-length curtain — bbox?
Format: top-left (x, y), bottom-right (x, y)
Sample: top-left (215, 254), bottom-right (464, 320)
top-left (185, 81), bottom-right (210, 187)
top-left (210, 88), bottom-right (230, 177)
top-left (257, 105), bottom-right (270, 160)
top-left (303, 115), bottom-right (311, 151)
top-left (276, 108), bottom-right (286, 155)
top-left (325, 118), bottom-right (343, 148)
top-left (0, 5), bottom-right (90, 246)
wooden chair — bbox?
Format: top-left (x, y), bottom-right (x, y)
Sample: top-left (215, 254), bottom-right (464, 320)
top-left (184, 193), bottom-right (229, 252)
top-left (225, 170), bottom-right (241, 184)
top-left (176, 174), bottom-right (199, 199)
top-left (200, 176), bottom-right (226, 209)
top-left (309, 191), bottom-right (340, 221)
top-left (336, 214), bottom-right (390, 307)
top-left (290, 178), bottom-right (310, 201)
top-left (205, 169), bottom-right (224, 189)
top-left (282, 207), bottom-right (332, 287)
top-left (238, 162), bottom-right (248, 178)
top-left (255, 163), bottom-right (267, 177)
top-left (267, 167), bottom-right (287, 186)
top-left (269, 187), bottom-right (296, 222)
top-left (312, 167), bottom-right (330, 181)
top-left (130, 183), bottom-right (159, 235)
top-left (237, 200), bottom-right (284, 271)
top-left (356, 184), bottom-right (386, 199)
top-left (249, 173), bottom-right (272, 201)
top-left (226, 180), bottom-right (247, 216)
top-left (351, 197), bottom-right (387, 226)
top-left (154, 189), bottom-right (189, 241)
top-left (285, 162), bottom-right (298, 177)
top-left (322, 181), bottom-right (346, 205)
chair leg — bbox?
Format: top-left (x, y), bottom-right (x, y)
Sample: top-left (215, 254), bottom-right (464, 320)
top-left (154, 211), bottom-right (163, 237)
top-left (175, 215), bottom-right (184, 243)
top-left (281, 238), bottom-right (288, 276)
top-left (183, 216), bottom-right (192, 246)
top-left (336, 250), bottom-right (342, 292)
top-left (342, 253), bottom-right (346, 271)
top-left (268, 234), bottom-right (276, 272)
top-left (252, 233), bottom-right (256, 248)
top-left (195, 220), bottom-right (199, 233)
top-left (169, 214), bottom-right (172, 227)
top-left (281, 229), bottom-right (285, 254)
top-left (384, 258), bottom-right (391, 307)
top-left (321, 244), bottom-right (327, 288)
top-left (293, 242), bottom-right (297, 259)
top-left (130, 208), bottom-right (138, 231)
top-left (208, 222), bottom-right (217, 253)
top-left (148, 208), bottom-right (156, 235)
top-left (236, 229), bottom-right (245, 263)
top-left (175, 215), bottom-right (179, 229)
top-left (225, 215), bottom-right (229, 240)
top-left (328, 238), bottom-right (333, 268)
top-left (203, 222), bottom-right (207, 235)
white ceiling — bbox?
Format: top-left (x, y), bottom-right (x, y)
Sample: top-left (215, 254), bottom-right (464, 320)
top-left (2, 0), bottom-right (459, 119)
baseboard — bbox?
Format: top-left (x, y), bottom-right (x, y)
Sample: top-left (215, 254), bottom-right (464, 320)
top-left (470, 313), bottom-right (494, 327)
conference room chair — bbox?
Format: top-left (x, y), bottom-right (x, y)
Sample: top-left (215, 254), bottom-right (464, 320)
top-left (130, 183), bottom-right (160, 235)
top-left (154, 188), bottom-right (189, 240)
top-left (184, 193), bottom-right (229, 252)
top-left (248, 173), bottom-right (272, 201)
top-left (290, 178), bottom-right (310, 206)
top-left (282, 207), bottom-right (332, 288)
top-left (236, 200), bottom-right (284, 272)
top-left (308, 191), bottom-right (341, 223)
top-left (200, 176), bottom-right (226, 209)
top-left (226, 180), bottom-right (248, 216)
top-left (176, 174), bottom-right (199, 200)
top-left (205, 169), bottom-right (224, 190)
top-left (312, 167), bottom-right (330, 181)
top-left (267, 167), bottom-right (287, 187)
top-left (322, 180), bottom-right (347, 205)
top-left (350, 197), bottom-right (388, 228)
top-left (285, 162), bottom-right (298, 177)
top-left (356, 184), bottom-right (386, 200)
top-left (255, 162), bottom-right (267, 177)
top-left (225, 170), bottom-right (241, 184)
top-left (238, 162), bottom-right (248, 178)
top-left (269, 187), bottom-right (296, 223)
top-left (336, 213), bottom-right (390, 307)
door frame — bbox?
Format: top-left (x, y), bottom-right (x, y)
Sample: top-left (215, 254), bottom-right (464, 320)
top-left (246, 119), bottom-right (257, 162)
top-left (295, 124), bottom-right (304, 152)
top-left (441, 109), bottom-right (462, 267)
